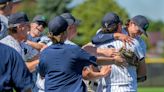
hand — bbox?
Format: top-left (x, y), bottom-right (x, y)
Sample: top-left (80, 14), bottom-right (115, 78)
top-left (113, 53), bottom-right (127, 67)
top-left (40, 45), bottom-right (48, 52)
top-left (82, 42), bottom-right (97, 56)
top-left (100, 65), bottom-right (111, 77)
top-left (114, 33), bottom-right (134, 46)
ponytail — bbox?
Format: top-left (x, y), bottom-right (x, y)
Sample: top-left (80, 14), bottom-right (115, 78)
top-left (48, 32), bottom-right (66, 44)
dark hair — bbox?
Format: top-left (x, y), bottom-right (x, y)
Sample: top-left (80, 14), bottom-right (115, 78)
top-left (101, 23), bottom-right (119, 33)
top-left (8, 27), bottom-right (17, 34)
top-left (125, 19), bottom-right (130, 27)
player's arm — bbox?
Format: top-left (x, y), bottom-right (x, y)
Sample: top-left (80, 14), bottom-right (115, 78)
top-left (132, 39), bottom-right (147, 82)
top-left (26, 40), bottom-right (46, 51)
top-left (82, 42), bottom-right (116, 57)
top-left (11, 50), bottom-right (33, 92)
top-left (92, 33), bottom-right (114, 44)
top-left (137, 58), bottom-right (147, 82)
top-left (82, 65), bottom-right (111, 80)
top-left (82, 42), bottom-right (125, 65)
top-left (26, 59), bottom-right (39, 73)
top-left (92, 31), bottom-right (133, 45)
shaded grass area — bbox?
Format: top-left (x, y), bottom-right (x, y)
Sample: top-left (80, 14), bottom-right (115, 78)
top-left (138, 87), bottom-right (164, 92)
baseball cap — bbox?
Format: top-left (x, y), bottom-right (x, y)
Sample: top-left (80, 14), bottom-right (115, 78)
top-left (131, 15), bottom-right (149, 37)
top-left (60, 13), bottom-right (80, 26)
top-left (102, 12), bottom-right (121, 28)
top-left (0, 0), bottom-right (11, 4)
top-left (48, 16), bottom-right (68, 36)
top-left (8, 12), bottom-right (29, 27)
top-left (12, 0), bottom-right (21, 3)
top-left (32, 15), bottom-right (47, 27)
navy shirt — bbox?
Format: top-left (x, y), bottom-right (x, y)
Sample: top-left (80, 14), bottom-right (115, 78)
top-left (0, 43), bottom-right (33, 92)
top-left (39, 43), bottom-right (97, 92)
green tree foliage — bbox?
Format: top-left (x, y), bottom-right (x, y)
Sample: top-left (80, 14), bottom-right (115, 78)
top-left (36, 0), bottom-right (72, 20)
top-left (148, 20), bottom-right (164, 32)
top-left (17, 0), bottom-right (37, 20)
top-left (18, 0), bottom-right (73, 20)
top-left (71, 0), bottom-right (129, 45)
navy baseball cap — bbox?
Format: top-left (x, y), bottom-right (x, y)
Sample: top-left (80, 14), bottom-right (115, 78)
top-left (8, 12), bottom-right (29, 27)
top-left (0, 0), bottom-right (11, 4)
top-left (32, 15), bottom-right (47, 27)
top-left (48, 16), bottom-right (68, 36)
top-left (131, 15), bottom-right (149, 37)
top-left (102, 12), bottom-right (121, 28)
top-left (60, 13), bottom-right (80, 26)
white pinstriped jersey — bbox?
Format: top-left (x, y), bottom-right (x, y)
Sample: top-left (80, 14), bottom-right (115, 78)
top-left (96, 36), bottom-right (145, 92)
top-left (122, 28), bottom-right (146, 56)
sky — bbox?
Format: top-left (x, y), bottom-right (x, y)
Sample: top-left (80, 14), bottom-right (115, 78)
top-left (70, 0), bottom-right (164, 21)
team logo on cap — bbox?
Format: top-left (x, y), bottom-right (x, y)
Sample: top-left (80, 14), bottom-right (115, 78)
top-left (105, 22), bottom-right (108, 28)
top-left (144, 24), bottom-right (149, 30)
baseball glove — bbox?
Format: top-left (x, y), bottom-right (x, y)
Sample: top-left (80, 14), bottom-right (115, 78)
top-left (119, 48), bottom-right (139, 67)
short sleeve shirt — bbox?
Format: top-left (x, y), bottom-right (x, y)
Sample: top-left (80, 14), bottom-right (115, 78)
top-left (0, 43), bottom-right (33, 91)
top-left (38, 43), bottom-right (97, 92)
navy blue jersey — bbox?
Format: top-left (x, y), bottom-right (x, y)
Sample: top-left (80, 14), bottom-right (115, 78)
top-left (0, 43), bottom-right (33, 92)
top-left (38, 43), bottom-right (97, 92)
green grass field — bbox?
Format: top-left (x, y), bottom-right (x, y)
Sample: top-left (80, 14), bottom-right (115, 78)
top-left (138, 87), bottom-right (164, 92)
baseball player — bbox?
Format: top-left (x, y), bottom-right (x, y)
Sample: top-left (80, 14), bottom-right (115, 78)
top-left (36, 13), bottom-right (116, 92)
top-left (92, 15), bottom-right (149, 81)
top-left (20, 15), bottom-right (48, 92)
top-left (0, 0), bottom-right (22, 39)
top-left (0, 12), bottom-right (30, 61)
top-left (36, 13), bottom-right (80, 92)
top-left (88, 12), bottom-right (148, 92)
top-left (0, 43), bottom-right (33, 92)
top-left (38, 15), bottom-right (125, 92)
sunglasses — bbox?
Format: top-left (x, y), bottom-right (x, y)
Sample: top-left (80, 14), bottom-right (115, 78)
top-left (36, 21), bottom-right (47, 28)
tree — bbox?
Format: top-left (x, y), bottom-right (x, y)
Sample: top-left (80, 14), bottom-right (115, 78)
top-left (148, 20), bottom-right (164, 32)
top-left (15, 0), bottom-right (37, 20)
top-left (36, 0), bottom-right (72, 20)
top-left (71, 0), bottom-right (129, 45)
top-left (15, 0), bottom-right (73, 20)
